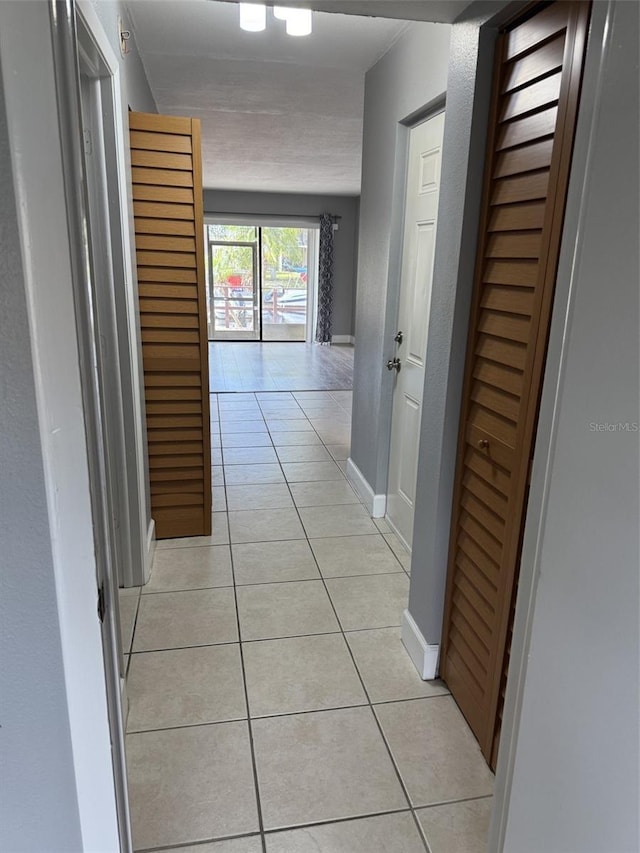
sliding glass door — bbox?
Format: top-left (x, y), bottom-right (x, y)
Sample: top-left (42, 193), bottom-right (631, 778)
top-left (205, 222), bottom-right (314, 342)
top-left (261, 227), bottom-right (309, 342)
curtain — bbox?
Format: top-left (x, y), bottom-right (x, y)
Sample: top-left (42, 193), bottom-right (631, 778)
top-left (315, 213), bottom-right (335, 344)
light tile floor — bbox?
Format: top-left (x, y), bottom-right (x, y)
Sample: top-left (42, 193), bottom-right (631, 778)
top-left (121, 390), bottom-right (493, 852)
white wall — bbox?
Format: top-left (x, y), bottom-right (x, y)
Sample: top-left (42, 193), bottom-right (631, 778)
top-left (0, 60), bottom-right (83, 853)
top-left (0, 2), bottom-right (121, 848)
top-left (496, 2), bottom-right (640, 850)
top-left (350, 20), bottom-right (451, 494)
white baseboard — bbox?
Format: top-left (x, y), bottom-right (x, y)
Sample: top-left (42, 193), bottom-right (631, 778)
top-left (401, 609), bottom-right (440, 680)
top-left (346, 457), bottom-right (386, 518)
top-left (384, 511), bottom-right (412, 554)
top-left (144, 518), bottom-right (156, 584)
top-left (331, 334), bottom-right (355, 345)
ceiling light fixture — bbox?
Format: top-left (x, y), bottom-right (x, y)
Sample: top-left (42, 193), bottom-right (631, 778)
top-left (239, 2), bottom-right (266, 32)
top-left (284, 8), bottom-right (312, 37)
top-left (273, 6), bottom-right (289, 20)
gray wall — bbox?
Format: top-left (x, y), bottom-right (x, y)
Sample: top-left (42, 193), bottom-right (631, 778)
top-left (89, 0), bottom-right (156, 112)
top-left (204, 189), bottom-right (360, 338)
top-left (350, 21), bottom-right (451, 492)
top-left (497, 2), bottom-right (640, 850)
top-left (0, 65), bottom-right (83, 852)
top-left (408, 4), bottom-right (504, 644)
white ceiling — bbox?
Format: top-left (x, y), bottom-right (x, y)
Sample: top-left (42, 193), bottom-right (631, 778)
top-left (128, 1), bottom-right (427, 194)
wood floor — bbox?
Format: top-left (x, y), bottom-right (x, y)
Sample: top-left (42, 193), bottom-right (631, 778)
top-left (209, 342), bottom-right (354, 392)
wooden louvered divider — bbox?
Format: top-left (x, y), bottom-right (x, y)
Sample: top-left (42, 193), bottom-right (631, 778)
top-left (129, 112), bottom-right (211, 539)
top-left (440, 1), bottom-right (590, 767)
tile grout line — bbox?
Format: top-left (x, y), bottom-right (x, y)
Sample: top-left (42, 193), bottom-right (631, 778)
top-left (127, 691), bottom-right (452, 737)
top-left (257, 399), bottom-right (432, 852)
top-left (222, 397), bottom-right (269, 853)
top-left (140, 388), bottom-right (460, 849)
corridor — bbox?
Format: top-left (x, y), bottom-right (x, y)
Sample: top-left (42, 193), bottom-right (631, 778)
top-left (120, 389), bottom-right (493, 852)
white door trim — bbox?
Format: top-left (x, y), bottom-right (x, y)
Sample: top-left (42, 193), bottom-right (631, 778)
top-left (77, 0), bottom-right (152, 586)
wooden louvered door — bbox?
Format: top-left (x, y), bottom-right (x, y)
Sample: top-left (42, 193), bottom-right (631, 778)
top-left (129, 112), bottom-right (211, 539)
top-left (439, 1), bottom-right (590, 767)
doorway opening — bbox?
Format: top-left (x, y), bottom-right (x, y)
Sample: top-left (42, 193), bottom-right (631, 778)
top-left (205, 222), bottom-right (318, 343)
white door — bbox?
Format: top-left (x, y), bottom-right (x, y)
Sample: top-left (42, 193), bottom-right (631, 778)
top-left (386, 112), bottom-right (445, 548)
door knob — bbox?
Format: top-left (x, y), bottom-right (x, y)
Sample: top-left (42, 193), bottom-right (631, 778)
top-left (387, 357), bottom-right (401, 372)
top-left (394, 331), bottom-right (404, 345)
top-left (478, 438), bottom-right (490, 450)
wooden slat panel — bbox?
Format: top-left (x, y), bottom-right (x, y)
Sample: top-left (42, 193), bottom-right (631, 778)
top-left (468, 403), bottom-right (517, 448)
top-left (488, 201), bottom-right (546, 231)
top-left (450, 602), bottom-right (492, 663)
top-left (140, 314), bottom-right (199, 330)
top-left (142, 344), bottom-right (202, 361)
top-left (485, 231), bottom-right (542, 259)
top-left (441, 1), bottom-right (591, 769)
top-left (137, 267), bottom-right (198, 283)
top-left (148, 429), bottom-right (203, 442)
top-left (145, 373), bottom-right (201, 387)
top-left (455, 572), bottom-right (496, 630)
top-left (135, 218), bottom-right (195, 237)
top-left (461, 488), bottom-right (505, 544)
top-left (143, 357), bottom-right (201, 373)
top-left (146, 414), bottom-right (202, 429)
top-left (133, 201), bottom-right (194, 221)
top-left (133, 184), bottom-right (194, 204)
top-left (494, 139), bottom-right (554, 179)
top-left (132, 167), bottom-right (194, 188)
top-left (136, 235), bottom-right (196, 253)
top-left (448, 620), bottom-right (490, 677)
top-left (139, 298), bottom-right (198, 315)
top-left (446, 644), bottom-right (487, 713)
top-left (148, 454), bottom-right (203, 469)
top-left (145, 400), bottom-right (202, 415)
top-left (504, 3), bottom-right (568, 61)
top-left (452, 590), bottom-right (493, 651)
top-left (457, 529), bottom-right (500, 588)
top-left (475, 333), bottom-right (527, 371)
top-left (131, 149), bottom-right (193, 171)
top-left (502, 33), bottom-right (565, 93)
top-left (141, 329), bottom-right (200, 345)
top-left (130, 129), bottom-right (192, 154)
top-left (471, 381), bottom-right (520, 422)
top-left (137, 250), bottom-right (197, 269)
top-left (473, 357), bottom-right (524, 397)
top-left (149, 467), bottom-right (203, 482)
top-left (462, 468), bottom-right (509, 521)
top-left (491, 171), bottom-right (549, 205)
top-left (484, 259), bottom-right (539, 286)
top-left (463, 446), bottom-right (511, 498)
top-left (467, 423), bottom-right (515, 472)
top-left (151, 493), bottom-right (205, 507)
top-left (145, 388), bottom-right (202, 402)
top-left (456, 550), bottom-right (499, 610)
top-left (477, 309), bottom-right (531, 344)
top-left (499, 71), bottom-right (562, 122)
top-left (138, 283), bottom-right (199, 300)
top-left (496, 107), bottom-right (558, 151)
top-left (149, 441), bottom-right (202, 456)
top-left (129, 112), bottom-right (193, 135)
top-left (151, 480), bottom-right (203, 494)
top-left (480, 284), bottom-right (535, 316)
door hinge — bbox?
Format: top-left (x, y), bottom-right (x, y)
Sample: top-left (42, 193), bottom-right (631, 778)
top-left (97, 582), bottom-right (106, 623)
top-left (83, 128), bottom-right (93, 156)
